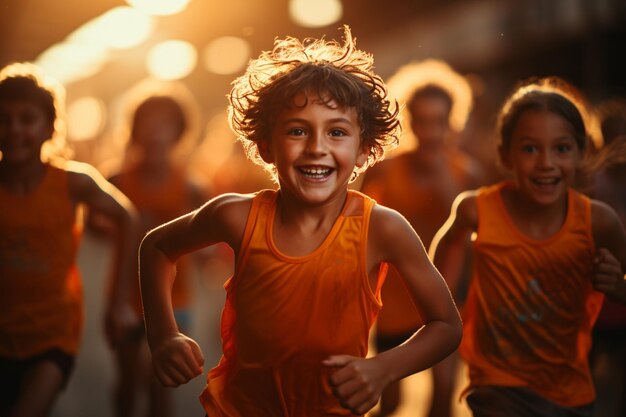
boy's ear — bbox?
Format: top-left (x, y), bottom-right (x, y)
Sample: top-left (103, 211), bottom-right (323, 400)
top-left (497, 144), bottom-right (512, 170)
top-left (355, 143), bottom-right (370, 168)
top-left (258, 140), bottom-right (274, 163)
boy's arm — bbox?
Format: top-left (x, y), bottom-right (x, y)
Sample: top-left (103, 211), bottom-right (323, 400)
top-left (67, 162), bottom-right (141, 347)
top-left (325, 203), bottom-right (465, 415)
top-left (139, 193), bottom-right (250, 386)
top-left (591, 200), bottom-right (626, 304)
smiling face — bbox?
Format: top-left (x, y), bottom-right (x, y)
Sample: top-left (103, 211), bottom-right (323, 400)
top-left (499, 109), bottom-right (582, 207)
top-left (0, 99), bottom-right (53, 165)
top-left (261, 91), bottom-right (368, 206)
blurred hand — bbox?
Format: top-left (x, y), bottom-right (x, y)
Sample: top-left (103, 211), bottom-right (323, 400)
top-left (104, 301), bottom-right (141, 348)
top-left (593, 247), bottom-right (625, 296)
top-left (323, 355), bottom-right (387, 415)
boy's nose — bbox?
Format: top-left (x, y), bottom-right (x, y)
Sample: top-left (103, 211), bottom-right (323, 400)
top-left (306, 133), bottom-right (328, 154)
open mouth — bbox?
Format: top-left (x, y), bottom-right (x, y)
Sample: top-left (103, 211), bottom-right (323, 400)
top-left (298, 166), bottom-right (333, 180)
top-left (531, 177), bottom-right (560, 187)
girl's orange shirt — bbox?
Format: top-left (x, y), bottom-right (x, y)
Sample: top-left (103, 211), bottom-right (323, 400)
top-left (0, 165), bottom-right (83, 357)
top-left (200, 189), bottom-right (388, 416)
top-left (461, 181), bottom-right (604, 406)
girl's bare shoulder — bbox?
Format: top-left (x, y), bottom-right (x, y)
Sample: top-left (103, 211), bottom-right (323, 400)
top-left (591, 199), bottom-right (625, 240)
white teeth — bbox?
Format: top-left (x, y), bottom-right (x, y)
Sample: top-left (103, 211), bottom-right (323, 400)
top-left (534, 178), bottom-right (558, 185)
top-left (300, 167), bottom-right (331, 178)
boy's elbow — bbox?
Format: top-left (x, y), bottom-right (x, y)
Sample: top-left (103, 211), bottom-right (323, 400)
top-left (452, 318), bottom-right (463, 348)
top-left (139, 229), bottom-right (158, 256)
top-left (138, 228), bottom-right (174, 262)
top-left (446, 308), bottom-right (463, 351)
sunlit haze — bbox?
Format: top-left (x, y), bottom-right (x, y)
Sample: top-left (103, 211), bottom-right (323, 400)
top-left (146, 40), bottom-right (197, 80)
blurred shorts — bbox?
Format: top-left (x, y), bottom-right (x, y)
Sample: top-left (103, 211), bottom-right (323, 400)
top-left (0, 349), bottom-right (75, 411)
top-left (466, 385), bottom-right (593, 417)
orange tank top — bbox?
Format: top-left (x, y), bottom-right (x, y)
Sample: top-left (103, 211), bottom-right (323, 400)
top-left (0, 165), bottom-right (83, 357)
top-left (113, 167), bottom-right (193, 310)
top-left (461, 182), bottom-right (604, 406)
top-left (199, 190), bottom-right (388, 416)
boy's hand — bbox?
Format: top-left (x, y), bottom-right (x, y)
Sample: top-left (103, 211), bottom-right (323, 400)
top-left (593, 248), bottom-right (626, 298)
top-left (104, 301), bottom-right (140, 348)
top-left (323, 355), bottom-right (387, 415)
top-left (151, 333), bottom-right (205, 387)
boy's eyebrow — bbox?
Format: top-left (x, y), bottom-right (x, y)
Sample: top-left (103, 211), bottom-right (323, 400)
top-left (279, 116), bottom-right (356, 125)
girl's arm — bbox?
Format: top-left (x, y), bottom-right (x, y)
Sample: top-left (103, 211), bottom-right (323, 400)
top-left (139, 193), bottom-right (250, 386)
top-left (591, 200), bottom-right (626, 304)
top-left (429, 191), bottom-right (479, 303)
top-left (66, 161), bottom-right (141, 347)
top-left (325, 203), bottom-right (465, 415)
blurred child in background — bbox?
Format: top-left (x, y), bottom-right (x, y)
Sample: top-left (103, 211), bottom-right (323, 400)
top-left (91, 86), bottom-right (208, 417)
top-left (0, 62), bottom-right (139, 417)
top-left (360, 59), bottom-right (486, 417)
top-left (588, 99), bottom-right (626, 417)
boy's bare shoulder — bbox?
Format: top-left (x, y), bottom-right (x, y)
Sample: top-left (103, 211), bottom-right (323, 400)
top-left (198, 192), bottom-right (257, 226)
top-left (369, 204), bottom-right (413, 238)
top-left (195, 192), bottom-right (258, 249)
top-left (207, 191), bottom-right (256, 207)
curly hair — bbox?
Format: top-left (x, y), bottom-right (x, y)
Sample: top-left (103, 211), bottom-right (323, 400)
top-left (228, 25), bottom-right (400, 182)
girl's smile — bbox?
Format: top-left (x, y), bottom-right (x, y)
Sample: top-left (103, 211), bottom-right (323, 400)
top-left (501, 109), bottom-right (582, 207)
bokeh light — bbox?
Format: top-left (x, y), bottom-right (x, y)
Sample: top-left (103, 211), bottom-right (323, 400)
top-left (146, 40), bottom-right (197, 80)
top-left (36, 42), bottom-right (109, 85)
top-left (203, 36), bottom-right (251, 75)
top-left (69, 6), bottom-right (154, 49)
top-left (289, 0), bottom-right (343, 28)
top-left (126, 0), bottom-right (191, 16)
top-left (67, 96), bottom-right (106, 142)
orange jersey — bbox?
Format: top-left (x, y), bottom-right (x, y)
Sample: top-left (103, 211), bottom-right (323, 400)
top-left (200, 190), bottom-right (388, 416)
top-left (0, 165), bottom-right (83, 358)
top-left (363, 150), bottom-right (474, 335)
top-left (112, 167), bottom-right (195, 310)
top-left (461, 182), bottom-right (604, 406)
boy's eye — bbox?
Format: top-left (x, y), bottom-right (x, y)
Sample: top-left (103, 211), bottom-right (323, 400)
top-left (329, 129), bottom-right (346, 137)
top-left (288, 128), bottom-right (306, 136)
top-left (520, 144), bottom-right (537, 153)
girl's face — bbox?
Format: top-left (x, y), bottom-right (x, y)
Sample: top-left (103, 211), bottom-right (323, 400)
top-left (0, 99), bottom-right (53, 164)
top-left (262, 91), bottom-right (368, 206)
top-left (500, 109), bottom-right (582, 207)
